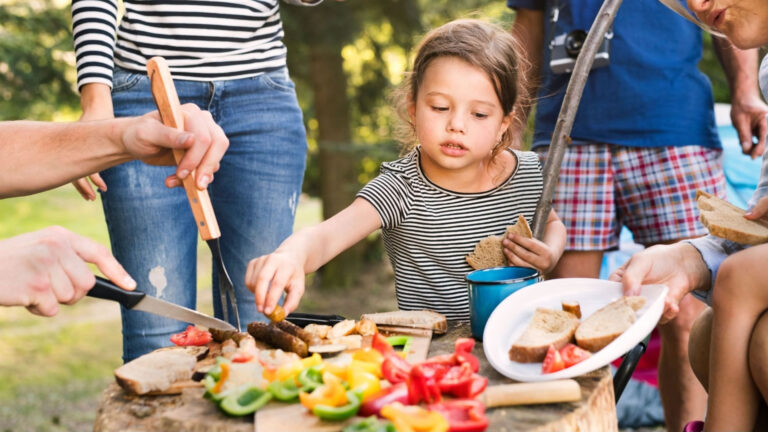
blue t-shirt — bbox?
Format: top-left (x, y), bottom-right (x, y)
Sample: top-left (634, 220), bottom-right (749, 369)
top-left (507, 0), bottom-right (721, 150)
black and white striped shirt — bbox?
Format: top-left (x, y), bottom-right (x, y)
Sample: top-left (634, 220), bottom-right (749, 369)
top-left (71, 0), bottom-right (320, 90)
top-left (358, 148), bottom-right (543, 321)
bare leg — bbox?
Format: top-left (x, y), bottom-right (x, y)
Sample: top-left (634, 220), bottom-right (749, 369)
top-left (689, 308), bottom-right (768, 432)
top-left (688, 307), bottom-right (713, 390)
top-left (548, 250), bottom-right (603, 279)
top-left (658, 294), bottom-right (708, 431)
top-left (705, 245), bottom-right (768, 431)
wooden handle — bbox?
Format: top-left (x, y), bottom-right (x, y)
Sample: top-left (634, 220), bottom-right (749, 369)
top-left (146, 57), bottom-right (220, 240)
top-left (480, 379), bottom-right (581, 407)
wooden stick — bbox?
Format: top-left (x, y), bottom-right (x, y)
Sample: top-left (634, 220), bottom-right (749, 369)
top-left (532, 0), bottom-right (624, 239)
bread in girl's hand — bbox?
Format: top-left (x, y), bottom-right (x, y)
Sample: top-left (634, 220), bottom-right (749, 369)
top-left (508, 308), bottom-right (580, 363)
top-left (697, 190), bottom-right (768, 245)
top-left (575, 296), bottom-right (645, 352)
top-left (466, 215), bottom-right (533, 270)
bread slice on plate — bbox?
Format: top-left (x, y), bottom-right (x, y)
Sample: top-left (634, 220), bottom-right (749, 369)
top-left (575, 296), bottom-right (646, 352)
top-left (697, 190), bottom-right (768, 245)
top-left (508, 308), bottom-right (580, 363)
top-left (114, 348), bottom-right (197, 395)
top-left (360, 310), bottom-right (448, 334)
top-left (466, 215), bottom-right (534, 270)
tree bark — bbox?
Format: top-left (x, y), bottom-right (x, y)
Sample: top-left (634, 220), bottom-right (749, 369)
top-left (303, 9), bottom-right (363, 289)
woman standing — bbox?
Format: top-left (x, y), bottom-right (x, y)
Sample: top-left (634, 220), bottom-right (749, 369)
top-left (71, 0), bottom-right (321, 362)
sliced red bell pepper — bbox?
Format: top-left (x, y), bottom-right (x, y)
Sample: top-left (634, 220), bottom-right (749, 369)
top-left (358, 382), bottom-right (409, 417)
top-left (407, 363), bottom-right (447, 404)
top-left (453, 338), bottom-right (480, 373)
top-left (382, 352), bottom-right (412, 384)
top-left (429, 399), bottom-right (489, 432)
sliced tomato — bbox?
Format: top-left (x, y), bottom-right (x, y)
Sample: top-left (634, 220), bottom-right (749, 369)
top-left (170, 325), bottom-right (212, 346)
top-left (560, 344), bottom-right (591, 368)
top-left (541, 345), bottom-right (565, 374)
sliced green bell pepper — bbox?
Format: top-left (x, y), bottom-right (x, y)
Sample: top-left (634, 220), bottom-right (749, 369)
top-left (342, 416), bottom-right (396, 432)
top-left (312, 390), bottom-right (362, 422)
top-left (297, 365), bottom-right (324, 392)
top-left (386, 335), bottom-right (413, 356)
top-left (268, 379), bottom-right (300, 402)
top-left (219, 386), bottom-right (273, 416)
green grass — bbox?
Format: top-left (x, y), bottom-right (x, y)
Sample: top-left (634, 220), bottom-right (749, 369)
top-left (0, 187), bottom-right (323, 431)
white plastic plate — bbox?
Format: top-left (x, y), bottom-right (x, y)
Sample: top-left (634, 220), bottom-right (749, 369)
top-left (482, 278), bottom-right (668, 382)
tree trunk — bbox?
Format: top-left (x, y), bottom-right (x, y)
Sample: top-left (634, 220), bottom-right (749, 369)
top-left (303, 9), bottom-right (364, 289)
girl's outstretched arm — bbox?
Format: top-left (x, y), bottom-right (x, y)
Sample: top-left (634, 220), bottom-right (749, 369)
top-left (245, 198), bottom-right (381, 315)
top-left (502, 209), bottom-right (566, 275)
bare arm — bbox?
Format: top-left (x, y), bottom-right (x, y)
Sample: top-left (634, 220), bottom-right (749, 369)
top-left (510, 8), bottom-right (546, 145)
top-left (712, 37), bottom-right (768, 159)
top-left (0, 105), bottom-right (229, 198)
top-left (246, 198), bottom-right (382, 314)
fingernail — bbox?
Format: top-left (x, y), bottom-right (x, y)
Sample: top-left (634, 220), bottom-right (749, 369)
top-left (178, 169), bottom-right (189, 179)
top-left (198, 174), bottom-right (210, 188)
top-left (167, 177), bottom-right (179, 187)
top-left (177, 133), bottom-right (192, 146)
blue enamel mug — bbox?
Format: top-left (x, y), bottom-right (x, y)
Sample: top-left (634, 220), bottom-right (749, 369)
top-left (466, 266), bottom-right (541, 340)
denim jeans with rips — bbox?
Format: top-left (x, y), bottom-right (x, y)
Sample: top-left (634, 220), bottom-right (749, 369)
top-left (101, 66), bottom-right (307, 362)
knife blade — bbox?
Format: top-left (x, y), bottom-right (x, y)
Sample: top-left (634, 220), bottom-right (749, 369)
top-left (87, 276), bottom-right (237, 331)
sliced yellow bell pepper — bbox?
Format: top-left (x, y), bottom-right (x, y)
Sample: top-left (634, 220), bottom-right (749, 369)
top-left (211, 362), bottom-right (231, 394)
top-left (349, 359), bottom-right (381, 379)
top-left (274, 353), bottom-right (323, 383)
top-left (353, 348), bottom-right (384, 366)
top-left (348, 366), bottom-right (381, 402)
top-left (299, 371), bottom-right (348, 411)
top-left (380, 402), bottom-right (449, 432)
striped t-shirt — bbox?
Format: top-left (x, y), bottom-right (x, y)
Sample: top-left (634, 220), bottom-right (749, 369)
top-left (71, 0), bottom-right (320, 90)
top-left (358, 148), bottom-right (543, 321)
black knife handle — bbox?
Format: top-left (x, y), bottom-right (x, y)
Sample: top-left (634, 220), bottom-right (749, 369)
top-left (87, 276), bottom-right (146, 309)
top-left (286, 312), bottom-right (346, 327)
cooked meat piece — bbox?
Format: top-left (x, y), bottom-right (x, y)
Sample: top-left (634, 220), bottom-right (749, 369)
top-left (275, 320), bottom-right (321, 346)
top-left (247, 322), bottom-right (308, 357)
top-left (329, 319), bottom-right (357, 339)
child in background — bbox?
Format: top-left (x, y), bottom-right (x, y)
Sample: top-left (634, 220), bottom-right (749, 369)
top-left (246, 19), bottom-right (566, 320)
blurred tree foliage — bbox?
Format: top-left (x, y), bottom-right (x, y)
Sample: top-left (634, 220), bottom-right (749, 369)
top-left (0, 0), bottom-right (78, 120)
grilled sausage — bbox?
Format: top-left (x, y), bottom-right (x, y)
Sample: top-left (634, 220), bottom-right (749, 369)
top-left (275, 320), bottom-right (321, 346)
top-left (247, 322), bottom-right (308, 357)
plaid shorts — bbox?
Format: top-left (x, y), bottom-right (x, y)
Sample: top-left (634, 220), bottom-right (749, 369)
top-left (537, 144), bottom-right (726, 250)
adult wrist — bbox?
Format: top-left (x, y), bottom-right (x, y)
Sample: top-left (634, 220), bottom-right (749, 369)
top-left (679, 242), bottom-right (711, 293)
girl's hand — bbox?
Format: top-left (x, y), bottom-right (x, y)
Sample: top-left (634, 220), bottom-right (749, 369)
top-left (245, 251), bottom-right (306, 317)
top-left (502, 233), bottom-right (558, 274)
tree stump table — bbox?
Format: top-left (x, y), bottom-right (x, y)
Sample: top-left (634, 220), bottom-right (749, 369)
top-left (94, 322), bottom-right (617, 432)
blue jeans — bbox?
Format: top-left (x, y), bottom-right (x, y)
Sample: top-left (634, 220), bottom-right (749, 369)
top-left (102, 67), bottom-right (307, 362)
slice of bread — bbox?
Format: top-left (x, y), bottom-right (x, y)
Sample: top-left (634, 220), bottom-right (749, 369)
top-left (575, 296), bottom-right (646, 352)
top-left (466, 215), bottom-right (534, 270)
top-left (508, 308), bottom-right (580, 363)
top-left (466, 235), bottom-right (506, 270)
top-left (114, 348), bottom-right (197, 395)
top-left (360, 310), bottom-right (448, 334)
top-left (697, 190), bottom-right (768, 245)
top-left (506, 214), bottom-right (533, 239)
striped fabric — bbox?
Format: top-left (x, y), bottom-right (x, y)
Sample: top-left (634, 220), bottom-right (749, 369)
top-left (357, 148), bottom-right (543, 321)
top-left (71, 0), bottom-right (319, 90)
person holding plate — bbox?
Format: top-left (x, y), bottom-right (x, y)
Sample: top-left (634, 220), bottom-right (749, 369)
top-left (615, 2), bottom-right (768, 429)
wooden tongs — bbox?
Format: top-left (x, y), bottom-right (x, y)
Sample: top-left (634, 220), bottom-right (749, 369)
top-left (146, 57), bottom-right (241, 330)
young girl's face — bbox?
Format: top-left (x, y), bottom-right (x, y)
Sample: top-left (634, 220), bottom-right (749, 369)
top-left (409, 56), bottom-right (512, 181)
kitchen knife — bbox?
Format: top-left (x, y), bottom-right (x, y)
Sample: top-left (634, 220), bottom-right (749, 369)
top-left (87, 276), bottom-right (237, 331)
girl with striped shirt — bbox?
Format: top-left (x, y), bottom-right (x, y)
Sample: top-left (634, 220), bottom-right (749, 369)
top-left (247, 19), bottom-right (566, 321)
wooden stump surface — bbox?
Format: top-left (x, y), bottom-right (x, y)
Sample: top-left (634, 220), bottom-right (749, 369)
top-left (94, 322), bottom-right (617, 432)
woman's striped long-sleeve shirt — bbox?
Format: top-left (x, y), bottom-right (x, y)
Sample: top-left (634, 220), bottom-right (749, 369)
top-left (71, 0), bottom-right (320, 90)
